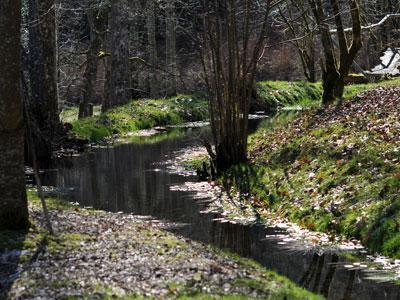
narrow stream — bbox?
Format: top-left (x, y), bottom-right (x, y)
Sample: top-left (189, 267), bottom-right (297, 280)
top-left (46, 119), bottom-right (400, 300)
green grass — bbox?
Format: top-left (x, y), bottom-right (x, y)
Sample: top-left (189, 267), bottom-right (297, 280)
top-left (257, 81), bottom-right (323, 110)
top-left (257, 78), bottom-right (400, 111)
top-left (65, 95), bottom-right (209, 142)
top-left (220, 78), bottom-right (400, 258)
top-left (343, 77), bottom-right (400, 99)
top-left (65, 78), bottom-right (400, 143)
top-left (240, 121), bottom-right (400, 257)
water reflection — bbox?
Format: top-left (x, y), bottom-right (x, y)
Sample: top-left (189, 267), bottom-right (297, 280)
top-left (49, 125), bottom-right (400, 300)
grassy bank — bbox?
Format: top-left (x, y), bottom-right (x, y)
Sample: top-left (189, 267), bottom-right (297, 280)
top-left (0, 192), bottom-right (322, 299)
top-left (222, 83), bottom-right (400, 258)
top-left (257, 81), bottom-right (322, 110)
top-left (256, 78), bottom-right (400, 110)
top-left (65, 79), bottom-right (400, 143)
top-left (64, 95), bottom-right (208, 142)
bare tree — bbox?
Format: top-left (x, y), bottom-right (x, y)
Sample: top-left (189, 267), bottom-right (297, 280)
top-left (202, 0), bottom-right (275, 172)
top-left (278, 0), bottom-right (318, 82)
top-left (0, 0), bottom-right (29, 230)
top-left (308, 0), bottom-right (362, 104)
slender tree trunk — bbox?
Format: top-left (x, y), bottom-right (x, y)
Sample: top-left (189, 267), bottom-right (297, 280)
top-left (79, 7), bottom-right (108, 118)
top-left (202, 0), bottom-right (272, 172)
top-left (147, 0), bottom-right (158, 97)
top-left (129, 0), bottom-right (141, 99)
top-left (103, 0), bottom-right (130, 111)
top-left (0, 0), bottom-right (29, 230)
top-left (165, 0), bottom-right (177, 96)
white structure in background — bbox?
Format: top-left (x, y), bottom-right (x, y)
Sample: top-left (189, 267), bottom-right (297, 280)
top-left (366, 48), bottom-right (400, 76)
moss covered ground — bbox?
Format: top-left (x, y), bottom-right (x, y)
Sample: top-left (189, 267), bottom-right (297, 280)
top-left (0, 191), bottom-right (322, 299)
top-left (221, 82), bottom-right (400, 258)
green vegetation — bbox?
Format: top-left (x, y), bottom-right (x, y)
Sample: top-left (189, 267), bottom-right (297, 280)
top-left (65, 78), bottom-right (400, 143)
top-left (220, 80), bottom-right (400, 258)
top-left (256, 78), bottom-right (400, 111)
top-left (257, 81), bottom-right (323, 110)
top-left (66, 95), bottom-right (209, 142)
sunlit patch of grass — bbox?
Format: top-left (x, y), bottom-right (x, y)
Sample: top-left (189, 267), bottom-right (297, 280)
top-left (68, 95), bottom-right (209, 142)
top-left (257, 81), bottom-right (323, 110)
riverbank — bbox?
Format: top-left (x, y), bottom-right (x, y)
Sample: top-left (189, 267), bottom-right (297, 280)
top-left (62, 95), bottom-right (209, 143)
top-left (219, 84), bottom-right (400, 259)
top-left (64, 79), bottom-right (400, 144)
top-left (0, 191), bottom-right (321, 299)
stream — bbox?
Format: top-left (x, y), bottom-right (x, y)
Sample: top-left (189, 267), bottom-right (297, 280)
top-left (44, 117), bottom-right (400, 300)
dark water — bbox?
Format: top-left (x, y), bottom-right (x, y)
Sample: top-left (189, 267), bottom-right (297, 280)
top-left (47, 121), bottom-right (400, 300)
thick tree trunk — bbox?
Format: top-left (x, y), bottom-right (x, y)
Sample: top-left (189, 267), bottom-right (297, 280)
top-left (103, 0), bottom-right (130, 111)
top-left (38, 0), bottom-right (60, 132)
top-left (27, 0), bottom-right (52, 164)
top-left (165, 0), bottom-right (177, 96)
top-left (24, 0), bottom-right (61, 166)
top-left (79, 7), bottom-right (108, 118)
top-left (0, 0), bottom-right (29, 230)
top-left (147, 0), bottom-right (158, 98)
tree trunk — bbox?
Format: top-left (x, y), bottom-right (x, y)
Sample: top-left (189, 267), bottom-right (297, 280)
top-left (38, 0), bottom-right (60, 133)
top-left (103, 0), bottom-right (130, 111)
top-left (309, 0), bottom-right (362, 104)
top-left (129, 0), bottom-right (141, 99)
top-left (202, 0), bottom-right (272, 173)
top-left (79, 7), bottom-right (108, 118)
top-left (147, 0), bottom-right (158, 98)
top-left (0, 0), bottom-right (29, 230)
top-left (165, 0), bottom-right (177, 96)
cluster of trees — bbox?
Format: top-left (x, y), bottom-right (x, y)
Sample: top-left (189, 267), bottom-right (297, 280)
top-left (0, 0), bottom-right (399, 230)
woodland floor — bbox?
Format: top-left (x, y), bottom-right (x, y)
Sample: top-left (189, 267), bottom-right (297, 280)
top-left (0, 193), bottom-right (320, 300)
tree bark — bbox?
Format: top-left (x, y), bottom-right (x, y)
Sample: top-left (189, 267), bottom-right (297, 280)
top-left (103, 0), bottom-right (130, 111)
top-left (0, 0), bottom-right (29, 230)
top-left (202, 0), bottom-right (272, 172)
top-left (79, 7), bottom-right (108, 118)
top-left (165, 0), bottom-right (177, 96)
top-left (309, 0), bottom-right (362, 104)
top-left (147, 0), bottom-right (158, 98)
top-left (38, 0), bottom-right (60, 132)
